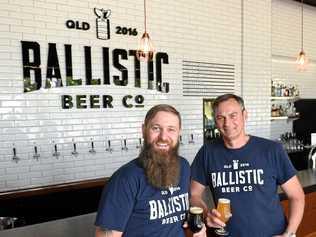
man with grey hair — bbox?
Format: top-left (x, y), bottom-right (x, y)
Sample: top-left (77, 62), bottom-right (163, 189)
top-left (191, 94), bottom-right (304, 237)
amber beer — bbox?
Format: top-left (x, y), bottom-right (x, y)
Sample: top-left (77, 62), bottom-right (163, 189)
top-left (217, 198), bottom-right (231, 223)
top-left (215, 198), bottom-right (232, 236)
top-left (188, 206), bottom-right (203, 233)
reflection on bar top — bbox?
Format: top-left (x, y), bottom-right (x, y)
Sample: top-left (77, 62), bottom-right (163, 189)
top-left (279, 168), bottom-right (316, 200)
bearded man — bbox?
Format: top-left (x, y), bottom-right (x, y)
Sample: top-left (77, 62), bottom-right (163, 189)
top-left (95, 104), bottom-right (206, 237)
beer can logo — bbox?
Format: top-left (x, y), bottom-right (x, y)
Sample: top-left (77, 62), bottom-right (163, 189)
top-left (168, 186), bottom-right (180, 195)
top-left (233, 160), bottom-right (239, 170)
top-left (94, 8), bottom-right (111, 40)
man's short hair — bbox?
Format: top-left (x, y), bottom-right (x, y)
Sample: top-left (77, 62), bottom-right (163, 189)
top-left (212, 93), bottom-right (245, 114)
top-left (144, 104), bottom-right (181, 128)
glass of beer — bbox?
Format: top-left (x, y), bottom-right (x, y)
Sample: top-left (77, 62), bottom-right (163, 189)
top-left (188, 206), bottom-right (203, 233)
top-left (214, 198), bottom-right (232, 236)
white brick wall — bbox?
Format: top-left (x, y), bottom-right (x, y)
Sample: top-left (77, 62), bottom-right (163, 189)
top-left (241, 0), bottom-right (271, 139)
top-left (0, 0), bottom-right (315, 192)
top-left (271, 0), bottom-right (316, 139)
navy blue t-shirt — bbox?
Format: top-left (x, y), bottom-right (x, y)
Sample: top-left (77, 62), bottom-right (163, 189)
top-left (95, 157), bottom-right (190, 237)
top-left (191, 136), bottom-right (296, 237)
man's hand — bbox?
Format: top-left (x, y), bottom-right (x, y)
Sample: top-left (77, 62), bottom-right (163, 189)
top-left (183, 221), bottom-right (207, 237)
top-left (205, 209), bottom-right (226, 229)
top-left (273, 231), bottom-right (296, 237)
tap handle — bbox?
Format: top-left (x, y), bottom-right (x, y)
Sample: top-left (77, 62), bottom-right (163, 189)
top-left (89, 139), bottom-right (96, 154)
top-left (52, 143), bottom-right (60, 158)
top-left (106, 140), bottom-right (113, 152)
top-left (12, 146), bottom-right (20, 163)
top-left (189, 134), bottom-right (195, 143)
top-left (34, 146), bottom-right (38, 154)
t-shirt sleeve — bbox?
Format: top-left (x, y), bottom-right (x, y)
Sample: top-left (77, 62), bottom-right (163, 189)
top-left (274, 143), bottom-right (297, 185)
top-left (95, 169), bottom-right (138, 232)
top-left (191, 145), bottom-right (208, 186)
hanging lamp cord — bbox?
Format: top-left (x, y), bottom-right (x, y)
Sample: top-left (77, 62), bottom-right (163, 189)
top-left (144, 0), bottom-right (147, 33)
top-left (301, 0), bottom-right (304, 51)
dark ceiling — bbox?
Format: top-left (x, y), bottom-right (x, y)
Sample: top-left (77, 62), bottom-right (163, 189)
top-left (294, 0), bottom-right (316, 7)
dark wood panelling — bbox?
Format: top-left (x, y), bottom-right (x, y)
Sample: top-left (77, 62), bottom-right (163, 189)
top-left (0, 178), bottom-right (108, 227)
top-left (281, 191), bottom-right (316, 237)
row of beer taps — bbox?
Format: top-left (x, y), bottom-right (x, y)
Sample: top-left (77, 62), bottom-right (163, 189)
top-left (11, 134), bottom-right (196, 163)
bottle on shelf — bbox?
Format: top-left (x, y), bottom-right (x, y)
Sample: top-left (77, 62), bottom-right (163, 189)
top-left (279, 132), bottom-right (304, 153)
top-left (271, 80), bottom-right (300, 98)
top-left (270, 79), bottom-right (300, 120)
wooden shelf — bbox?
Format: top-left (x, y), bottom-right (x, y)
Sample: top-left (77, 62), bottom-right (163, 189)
top-left (270, 96), bottom-right (299, 101)
top-left (270, 116), bottom-right (299, 121)
top-left (270, 116), bottom-right (288, 120)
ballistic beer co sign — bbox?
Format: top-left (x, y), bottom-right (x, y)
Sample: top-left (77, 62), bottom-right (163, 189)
top-left (22, 8), bottom-right (170, 109)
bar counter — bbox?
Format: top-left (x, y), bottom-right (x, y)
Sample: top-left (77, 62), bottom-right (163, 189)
top-left (280, 168), bottom-right (316, 237)
top-left (0, 213), bottom-right (96, 237)
top-left (279, 168), bottom-right (316, 200)
top-left (1, 169), bottom-right (316, 237)
top-left (295, 168), bottom-right (316, 194)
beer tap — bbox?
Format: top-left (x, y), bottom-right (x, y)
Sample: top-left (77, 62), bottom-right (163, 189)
top-left (179, 135), bottom-right (184, 145)
top-left (12, 144), bottom-right (20, 163)
top-left (89, 138), bottom-right (96, 154)
top-left (0, 217), bottom-right (18, 229)
top-left (33, 143), bottom-right (40, 160)
top-left (71, 139), bottom-right (79, 156)
top-left (136, 138), bottom-right (142, 149)
top-left (52, 141), bottom-right (60, 158)
top-left (11, 217), bottom-right (18, 228)
top-left (308, 145), bottom-right (316, 169)
top-left (105, 139), bottom-right (113, 153)
top-left (121, 139), bottom-right (128, 151)
top-left (188, 134), bottom-right (195, 144)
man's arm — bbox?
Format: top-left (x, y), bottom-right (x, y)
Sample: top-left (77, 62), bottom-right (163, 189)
top-left (280, 175), bottom-right (305, 235)
top-left (190, 180), bottom-right (208, 213)
top-left (95, 227), bottom-right (123, 237)
top-left (191, 180), bottom-right (225, 229)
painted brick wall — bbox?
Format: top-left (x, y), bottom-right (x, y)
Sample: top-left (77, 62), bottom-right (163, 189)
top-left (0, 0), bottom-right (241, 191)
top-left (241, 0), bottom-right (271, 139)
top-left (0, 0), bottom-right (301, 192)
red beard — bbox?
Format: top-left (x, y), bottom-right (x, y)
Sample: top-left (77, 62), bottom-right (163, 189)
top-left (138, 140), bottom-right (180, 189)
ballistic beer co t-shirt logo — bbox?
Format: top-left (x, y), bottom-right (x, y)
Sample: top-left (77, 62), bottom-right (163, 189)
top-left (94, 8), bottom-right (111, 40)
top-left (149, 192), bottom-right (189, 225)
top-left (210, 160), bottom-right (264, 193)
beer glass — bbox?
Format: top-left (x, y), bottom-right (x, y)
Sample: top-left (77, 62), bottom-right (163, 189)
top-left (188, 206), bottom-right (203, 233)
top-left (214, 198), bottom-right (232, 236)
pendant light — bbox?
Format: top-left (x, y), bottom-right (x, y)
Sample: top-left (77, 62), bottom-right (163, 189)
top-left (296, 0), bottom-right (308, 71)
top-left (136, 0), bottom-right (155, 62)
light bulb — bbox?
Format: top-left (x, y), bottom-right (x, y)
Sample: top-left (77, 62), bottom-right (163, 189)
top-left (136, 32), bottom-right (155, 62)
top-left (296, 50), bottom-right (308, 71)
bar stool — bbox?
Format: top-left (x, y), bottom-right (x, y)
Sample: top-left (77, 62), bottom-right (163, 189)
top-left (304, 232), bottom-right (316, 237)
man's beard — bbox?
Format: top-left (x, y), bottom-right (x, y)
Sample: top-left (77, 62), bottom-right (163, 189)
top-left (138, 140), bottom-right (180, 189)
